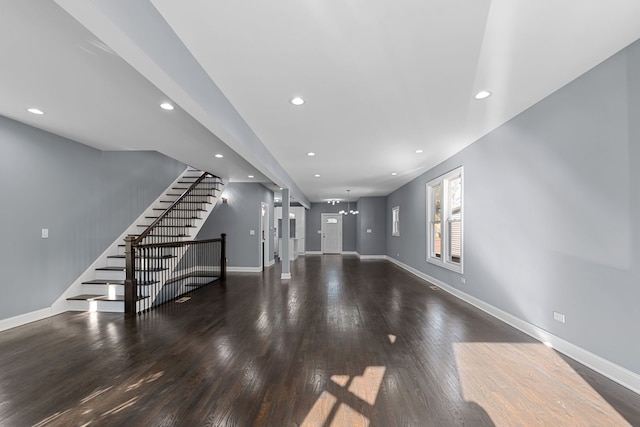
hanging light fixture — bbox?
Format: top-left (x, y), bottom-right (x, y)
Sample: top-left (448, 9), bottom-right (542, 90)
top-left (338, 190), bottom-right (358, 215)
top-left (327, 199), bottom-right (341, 206)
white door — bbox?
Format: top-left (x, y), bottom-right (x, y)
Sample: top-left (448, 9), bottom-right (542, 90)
top-left (322, 214), bottom-right (342, 254)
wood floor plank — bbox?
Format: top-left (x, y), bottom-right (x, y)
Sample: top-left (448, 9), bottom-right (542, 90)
top-left (0, 255), bottom-right (639, 426)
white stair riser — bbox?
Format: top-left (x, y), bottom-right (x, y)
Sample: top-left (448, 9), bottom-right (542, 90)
top-left (107, 258), bottom-right (125, 268)
top-left (65, 299), bottom-right (124, 313)
top-left (96, 270), bottom-right (125, 281)
top-left (81, 284), bottom-right (124, 296)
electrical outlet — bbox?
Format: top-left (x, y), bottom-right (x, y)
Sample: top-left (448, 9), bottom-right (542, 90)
top-left (460, 277), bottom-right (466, 284)
top-left (249, 229), bottom-right (255, 235)
top-left (41, 228), bottom-right (49, 239)
top-left (553, 311), bottom-right (565, 323)
top-left (366, 229), bottom-right (372, 234)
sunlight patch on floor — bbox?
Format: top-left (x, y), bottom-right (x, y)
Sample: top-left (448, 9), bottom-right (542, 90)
top-left (302, 367), bottom-right (386, 427)
top-left (453, 342), bottom-right (630, 426)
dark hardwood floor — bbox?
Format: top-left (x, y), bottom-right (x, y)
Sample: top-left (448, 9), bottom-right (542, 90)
top-left (1, 255), bottom-right (639, 426)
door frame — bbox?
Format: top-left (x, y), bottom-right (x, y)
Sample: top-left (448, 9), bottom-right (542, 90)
top-left (260, 202), bottom-right (270, 270)
top-left (321, 213), bottom-right (343, 254)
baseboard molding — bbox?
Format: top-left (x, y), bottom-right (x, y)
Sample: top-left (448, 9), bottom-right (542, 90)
top-left (227, 266), bottom-right (262, 273)
top-left (306, 251), bottom-right (322, 255)
top-left (342, 251), bottom-right (358, 256)
top-left (385, 256), bottom-right (640, 396)
top-left (281, 273), bottom-right (292, 279)
top-left (357, 253), bottom-right (388, 260)
top-left (265, 259), bottom-right (275, 267)
top-left (0, 307), bottom-right (55, 332)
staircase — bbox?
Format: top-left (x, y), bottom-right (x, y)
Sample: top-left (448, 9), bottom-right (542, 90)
top-left (61, 168), bottom-right (224, 313)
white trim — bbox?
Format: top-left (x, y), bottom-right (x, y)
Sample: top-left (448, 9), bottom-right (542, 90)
top-left (385, 256), bottom-right (640, 395)
top-left (281, 273), bottom-right (292, 279)
top-left (0, 307), bottom-right (55, 332)
top-left (265, 259), bottom-right (275, 267)
top-left (426, 166), bottom-right (464, 274)
top-left (357, 254), bottom-right (387, 260)
top-left (306, 251), bottom-right (322, 255)
top-left (392, 205), bottom-right (400, 237)
top-left (227, 266), bottom-right (263, 273)
top-left (341, 251), bottom-right (358, 256)
top-left (260, 201), bottom-right (270, 271)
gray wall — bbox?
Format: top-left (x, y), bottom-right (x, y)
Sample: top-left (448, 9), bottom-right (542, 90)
top-left (0, 116), bottom-right (186, 320)
top-left (356, 197), bottom-right (387, 256)
top-left (387, 39), bottom-right (640, 374)
top-left (305, 202), bottom-right (357, 252)
top-left (197, 183), bottom-right (274, 268)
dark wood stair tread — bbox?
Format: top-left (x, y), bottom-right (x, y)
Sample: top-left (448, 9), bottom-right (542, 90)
top-left (136, 224), bottom-right (195, 228)
top-left (67, 294), bottom-right (148, 302)
top-left (159, 200), bottom-right (212, 204)
top-left (107, 254), bottom-right (176, 260)
top-left (153, 207), bottom-right (205, 211)
top-left (67, 294), bottom-right (124, 302)
top-left (145, 216), bottom-right (199, 219)
top-left (82, 279), bottom-right (159, 286)
top-left (165, 271), bottom-right (220, 285)
top-left (95, 266), bottom-right (168, 272)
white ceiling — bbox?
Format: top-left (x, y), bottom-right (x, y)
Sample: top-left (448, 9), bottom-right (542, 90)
top-left (2, 0), bottom-right (640, 204)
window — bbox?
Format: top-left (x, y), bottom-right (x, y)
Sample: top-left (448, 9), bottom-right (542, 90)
top-left (427, 167), bottom-right (463, 273)
top-left (392, 206), bottom-right (400, 236)
top-left (326, 218), bottom-right (338, 224)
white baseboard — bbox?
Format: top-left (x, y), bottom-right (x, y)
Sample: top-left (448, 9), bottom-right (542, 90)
top-left (227, 266), bottom-right (262, 273)
top-left (281, 273), bottom-right (292, 279)
top-left (306, 251), bottom-right (322, 255)
top-left (385, 256), bottom-right (640, 395)
top-left (342, 251), bottom-right (358, 256)
top-left (265, 259), bottom-right (275, 267)
top-left (0, 307), bottom-right (55, 332)
top-left (357, 253), bottom-right (387, 260)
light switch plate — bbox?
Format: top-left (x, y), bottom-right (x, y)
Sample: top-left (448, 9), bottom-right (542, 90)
top-left (250, 230), bottom-right (255, 235)
top-left (42, 228), bottom-right (49, 239)
top-left (366, 229), bottom-right (372, 234)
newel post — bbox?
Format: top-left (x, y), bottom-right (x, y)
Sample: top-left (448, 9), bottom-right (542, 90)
top-left (124, 236), bottom-right (137, 314)
top-left (220, 233), bottom-right (227, 281)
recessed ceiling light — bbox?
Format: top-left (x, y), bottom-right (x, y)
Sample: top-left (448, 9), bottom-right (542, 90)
top-left (475, 90), bottom-right (491, 100)
top-left (415, 149), bottom-right (423, 154)
top-left (307, 152), bottom-right (316, 156)
top-left (27, 108), bottom-right (44, 115)
top-left (248, 175), bottom-right (254, 178)
top-left (160, 102), bottom-right (174, 110)
top-left (314, 174), bottom-right (321, 178)
top-left (279, 187), bottom-right (283, 190)
top-left (215, 154), bottom-right (223, 158)
top-left (290, 97), bottom-right (305, 106)
top-left (391, 172), bottom-right (398, 176)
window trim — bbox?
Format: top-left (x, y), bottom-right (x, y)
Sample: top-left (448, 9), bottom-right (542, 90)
top-left (426, 166), bottom-right (464, 273)
top-left (392, 206), bottom-right (400, 237)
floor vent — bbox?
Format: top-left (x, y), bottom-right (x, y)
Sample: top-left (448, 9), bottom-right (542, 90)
top-left (176, 297), bottom-right (191, 304)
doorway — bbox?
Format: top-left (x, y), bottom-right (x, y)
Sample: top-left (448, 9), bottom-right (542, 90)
top-left (261, 202), bottom-right (270, 270)
top-left (321, 213), bottom-right (342, 254)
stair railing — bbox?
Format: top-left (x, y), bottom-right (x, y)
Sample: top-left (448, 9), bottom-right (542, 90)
top-left (124, 171), bottom-right (225, 314)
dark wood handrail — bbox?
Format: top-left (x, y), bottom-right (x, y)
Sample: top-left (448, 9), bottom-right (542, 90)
top-left (133, 171), bottom-right (218, 244)
top-left (136, 236), bottom-right (223, 249)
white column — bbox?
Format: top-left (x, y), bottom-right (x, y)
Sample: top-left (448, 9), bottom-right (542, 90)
top-left (281, 188), bottom-right (291, 279)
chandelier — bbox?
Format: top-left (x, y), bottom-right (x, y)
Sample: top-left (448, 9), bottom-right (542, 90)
top-left (327, 199), bottom-right (340, 206)
top-left (338, 190), bottom-right (358, 215)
